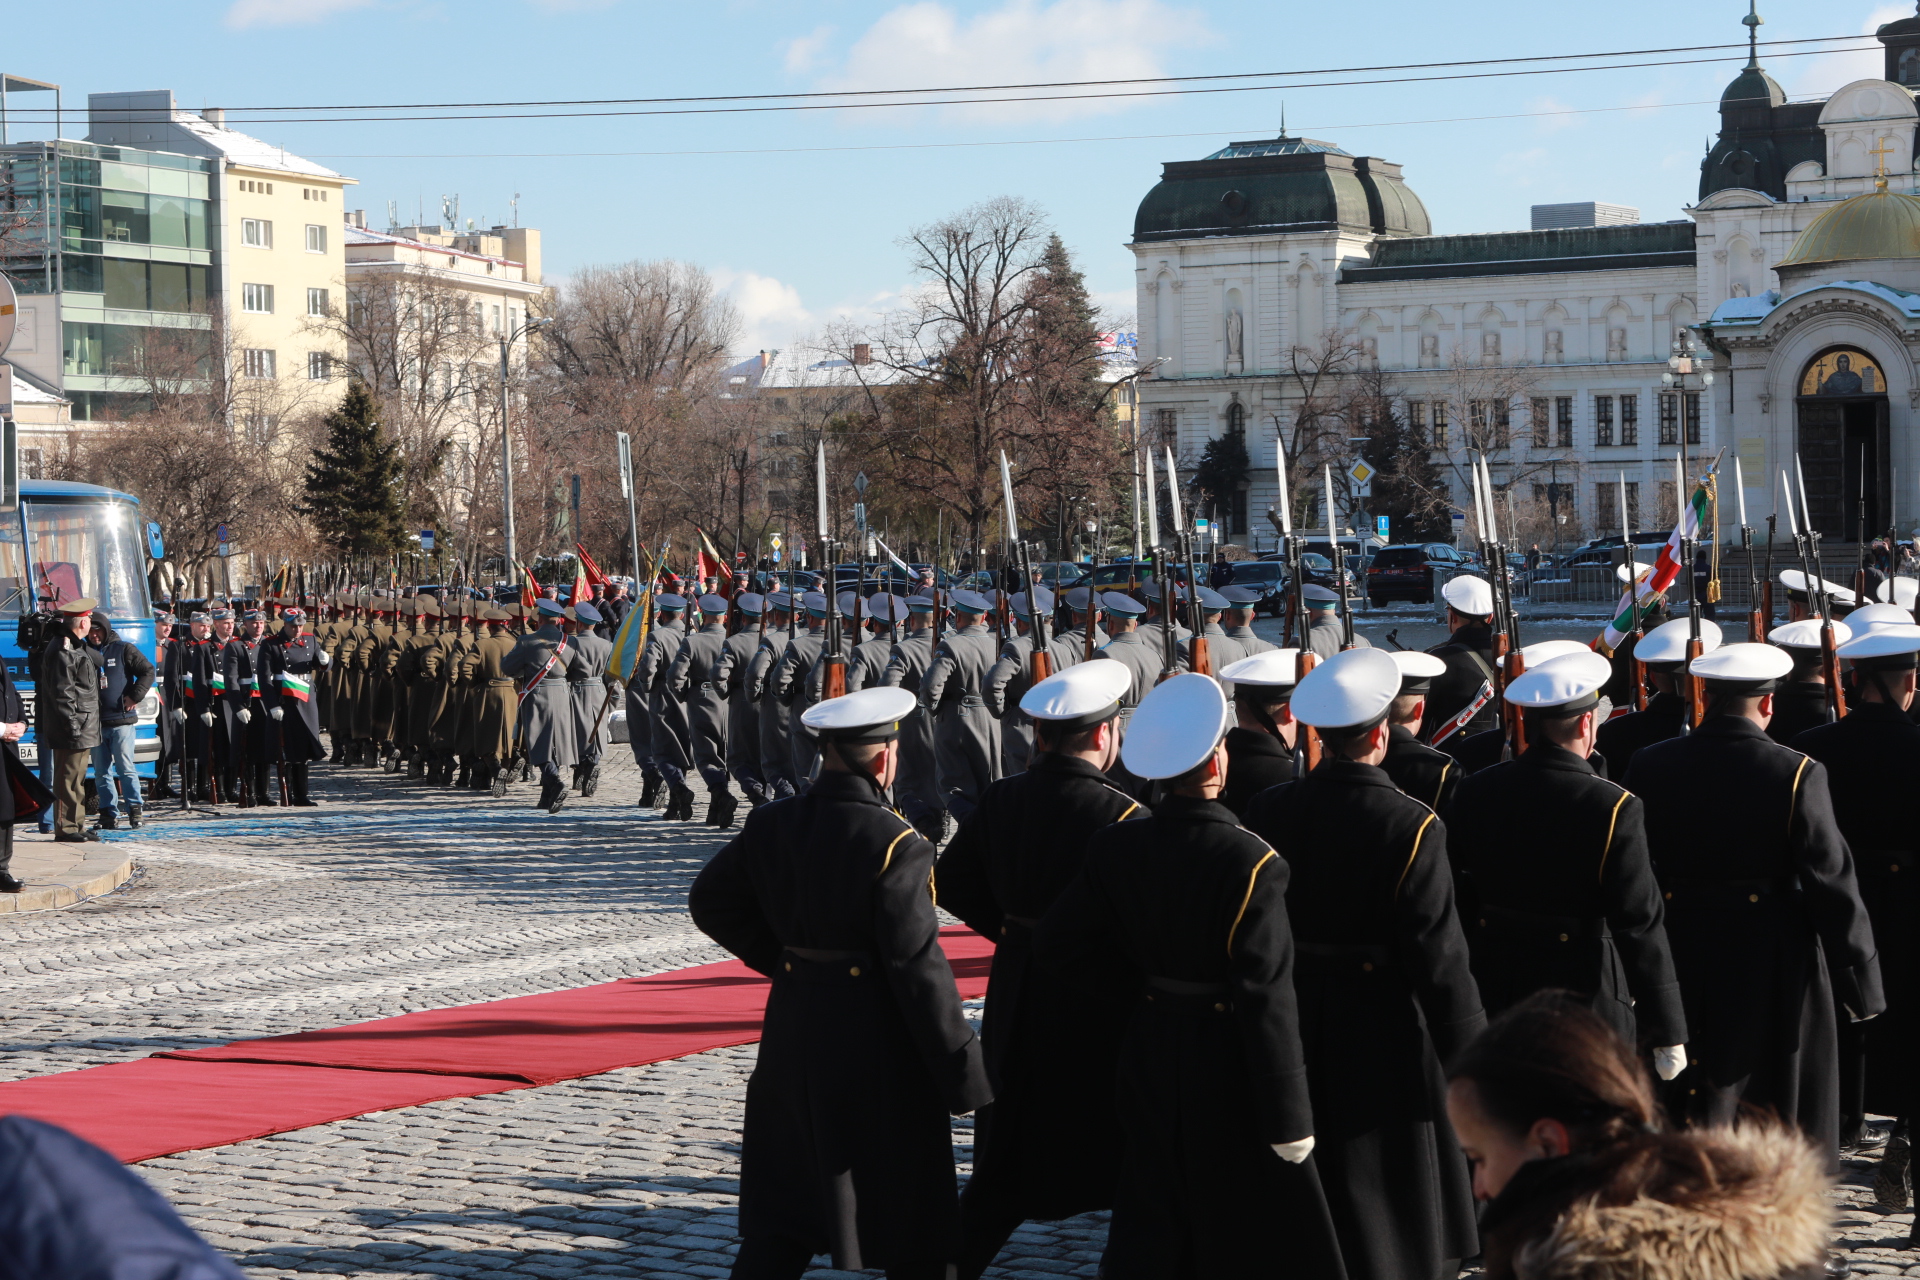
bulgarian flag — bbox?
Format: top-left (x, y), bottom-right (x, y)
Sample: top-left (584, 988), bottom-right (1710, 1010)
top-left (281, 670), bottom-right (312, 703)
top-left (1599, 467), bottom-right (1716, 653)
top-left (575, 543), bottom-right (612, 587)
top-left (210, 666), bottom-right (227, 693)
top-left (695, 528), bottom-right (729, 596)
top-left (519, 562), bottom-right (540, 611)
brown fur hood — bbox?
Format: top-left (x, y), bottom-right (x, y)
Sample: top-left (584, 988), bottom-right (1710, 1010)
top-left (1507, 1123), bottom-right (1832, 1280)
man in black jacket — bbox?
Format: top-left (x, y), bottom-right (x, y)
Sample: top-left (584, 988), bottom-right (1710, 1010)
top-left (1382, 651), bottom-right (1458, 808)
top-left (38, 599), bottom-right (104, 843)
top-left (87, 611), bottom-right (154, 830)
top-left (936, 661), bottom-right (1140, 1279)
top-left (1767, 617), bottom-right (1848, 743)
top-left (1420, 575), bottom-right (1499, 747)
top-left (689, 686), bottom-right (989, 1279)
top-left (1215, 649), bottom-right (1299, 816)
top-left (1594, 616), bottom-right (1719, 781)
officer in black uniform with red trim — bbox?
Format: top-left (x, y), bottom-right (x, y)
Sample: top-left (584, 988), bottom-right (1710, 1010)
top-left (1594, 616), bottom-right (1719, 782)
top-left (689, 686), bottom-right (989, 1280)
top-left (936, 661), bottom-right (1142, 1280)
top-left (1419, 574), bottom-right (1501, 748)
top-left (1381, 651), bottom-right (1459, 807)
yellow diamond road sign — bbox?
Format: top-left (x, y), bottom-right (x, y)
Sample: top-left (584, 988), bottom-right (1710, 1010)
top-left (1347, 460), bottom-right (1374, 486)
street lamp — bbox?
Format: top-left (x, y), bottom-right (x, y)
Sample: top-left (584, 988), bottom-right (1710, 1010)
top-left (499, 316), bottom-right (551, 572)
top-left (1662, 328), bottom-right (1715, 489)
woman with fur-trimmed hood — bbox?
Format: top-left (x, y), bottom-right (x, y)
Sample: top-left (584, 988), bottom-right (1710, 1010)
top-left (1448, 992), bottom-right (1833, 1280)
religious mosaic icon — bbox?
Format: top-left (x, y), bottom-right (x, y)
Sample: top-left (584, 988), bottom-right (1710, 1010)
top-left (1800, 348), bottom-right (1883, 397)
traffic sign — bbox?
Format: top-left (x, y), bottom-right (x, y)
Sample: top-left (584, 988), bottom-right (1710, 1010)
top-left (215, 522), bottom-right (230, 544)
top-left (1347, 459), bottom-right (1374, 487)
top-left (1376, 515), bottom-right (1390, 539)
top-left (420, 529), bottom-right (436, 553)
top-left (853, 471), bottom-right (869, 496)
top-left (769, 532), bottom-right (783, 550)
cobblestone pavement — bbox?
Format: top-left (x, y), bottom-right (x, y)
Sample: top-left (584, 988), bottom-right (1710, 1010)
top-left (0, 749), bottom-right (1106, 1279)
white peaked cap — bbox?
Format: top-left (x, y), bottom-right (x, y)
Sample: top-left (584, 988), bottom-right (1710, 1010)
top-left (1689, 642), bottom-right (1793, 683)
top-left (1767, 618), bottom-right (1850, 650)
top-left (1837, 624), bottom-right (1920, 661)
top-left (1635, 616), bottom-right (1723, 664)
top-left (1520, 639), bottom-right (1593, 667)
top-left (1219, 650), bottom-right (1301, 688)
top-left (1020, 659), bottom-right (1133, 724)
top-left (1617, 560), bottom-right (1653, 584)
top-left (1291, 647), bottom-right (1401, 729)
top-left (1120, 673), bottom-right (1232, 779)
top-left (1842, 603), bottom-right (1910, 633)
top-left (799, 686), bottom-right (918, 742)
top-left (1875, 577), bottom-right (1919, 607)
top-left (1779, 569), bottom-right (1858, 605)
top-left (1504, 651), bottom-right (1613, 709)
top-left (1390, 651), bottom-right (1447, 679)
top-left (1441, 575), bottom-right (1495, 616)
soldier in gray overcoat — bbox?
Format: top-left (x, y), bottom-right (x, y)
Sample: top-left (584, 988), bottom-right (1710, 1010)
top-left (845, 593), bottom-right (899, 692)
top-left (501, 598), bottom-right (578, 814)
top-left (774, 592), bottom-right (827, 791)
top-left (923, 590), bottom-right (1004, 822)
top-left (1093, 592), bottom-right (1171, 799)
top-left (881, 592), bottom-right (947, 841)
top-left (1220, 585), bottom-right (1275, 655)
top-left (714, 592), bottom-right (769, 809)
top-left (668, 593), bottom-right (737, 827)
top-left (752, 593), bottom-right (798, 801)
top-left (641, 595), bottom-right (693, 820)
top-left (986, 588), bottom-right (1088, 779)
top-left (565, 601), bottom-right (615, 798)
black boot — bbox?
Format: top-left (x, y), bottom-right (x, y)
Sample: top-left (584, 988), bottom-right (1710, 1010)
top-left (408, 753), bottom-right (427, 779)
top-left (255, 763), bottom-right (276, 807)
top-left (671, 785), bottom-right (698, 821)
top-left (126, 804), bottom-right (143, 830)
top-left (535, 773), bottom-right (561, 810)
top-left (547, 779), bottom-right (569, 814)
top-left (454, 761), bottom-right (472, 788)
top-left (707, 792), bottom-right (738, 829)
top-left (0, 826), bottom-right (20, 893)
top-left (98, 809), bottom-right (117, 830)
top-left (570, 763), bottom-right (583, 792)
top-left (489, 761), bottom-right (510, 798)
top-left (640, 775), bottom-right (662, 809)
top-left (291, 763), bottom-right (319, 807)
top-left (517, 756), bottom-right (532, 783)
top-left (329, 737), bottom-right (347, 765)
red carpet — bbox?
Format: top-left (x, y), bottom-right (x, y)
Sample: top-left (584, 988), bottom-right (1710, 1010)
top-left (0, 928), bottom-right (996, 1163)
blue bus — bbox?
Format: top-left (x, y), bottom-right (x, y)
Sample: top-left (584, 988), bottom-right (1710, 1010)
top-left (8, 481), bottom-right (160, 777)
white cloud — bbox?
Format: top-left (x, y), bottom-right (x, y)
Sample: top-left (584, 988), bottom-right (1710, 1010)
top-left (225, 0), bottom-right (376, 28)
top-left (1528, 96), bottom-right (1580, 134)
top-left (716, 269), bottom-right (818, 356)
top-left (1792, 6), bottom-right (1906, 96)
top-left (809, 0), bottom-right (1212, 125)
top-left (784, 25), bottom-right (835, 74)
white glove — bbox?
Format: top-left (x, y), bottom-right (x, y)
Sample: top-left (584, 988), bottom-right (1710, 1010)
top-left (1271, 1136), bottom-right (1315, 1164)
top-left (318, 650), bottom-right (332, 666)
top-left (237, 709), bottom-right (251, 725)
top-left (172, 707), bottom-right (187, 723)
top-left (1653, 1045), bottom-right (1687, 1081)
top-left (199, 712), bottom-right (214, 726)
top-left (270, 707), bottom-right (284, 721)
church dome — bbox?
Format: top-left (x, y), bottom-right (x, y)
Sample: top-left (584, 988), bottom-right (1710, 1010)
top-left (1777, 188), bottom-right (1920, 268)
top-left (1133, 135), bottom-right (1429, 243)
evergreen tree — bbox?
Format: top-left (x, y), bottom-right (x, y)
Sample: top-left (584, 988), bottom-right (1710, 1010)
top-left (1359, 399), bottom-right (1451, 541)
top-left (1194, 419), bottom-right (1251, 515)
top-left (302, 381), bottom-right (408, 557)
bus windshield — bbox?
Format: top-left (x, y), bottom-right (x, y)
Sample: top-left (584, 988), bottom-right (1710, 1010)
top-left (23, 500), bottom-right (149, 619)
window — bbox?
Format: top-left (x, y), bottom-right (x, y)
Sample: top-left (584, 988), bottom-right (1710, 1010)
top-left (1620, 394), bottom-right (1638, 447)
top-left (1595, 395), bottom-right (1614, 447)
top-left (243, 348), bottom-right (277, 379)
top-left (241, 218), bottom-right (272, 248)
top-left (243, 413), bottom-right (278, 444)
top-left (1684, 392), bottom-right (1701, 445)
top-left (1225, 400), bottom-right (1246, 434)
top-left (1596, 481), bottom-right (1640, 533)
top-left (1530, 397), bottom-right (1550, 448)
top-left (1555, 396), bottom-right (1574, 449)
top-left (239, 179), bottom-right (274, 195)
top-left (1658, 393), bottom-right (1679, 446)
top-left (95, 259), bottom-right (209, 313)
top-left (308, 352), bottom-right (332, 380)
top-left (1657, 480), bottom-right (1678, 526)
top-left (307, 287), bottom-right (329, 317)
top-left (1154, 407), bottom-right (1177, 445)
top-left (491, 305), bottom-right (502, 334)
top-left (1430, 401), bottom-right (1448, 450)
top-left (242, 283), bottom-right (274, 313)
top-left (1408, 401), bottom-right (1425, 431)
top-left (1468, 400), bottom-right (1508, 448)
top-left (1534, 482), bottom-right (1575, 525)
top-left (1492, 399), bottom-right (1511, 449)
top-left (304, 224), bottom-right (327, 254)
top-left (301, 187), bottom-right (329, 202)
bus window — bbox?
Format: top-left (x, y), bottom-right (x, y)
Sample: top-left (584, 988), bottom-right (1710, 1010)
top-left (24, 501), bottom-right (149, 619)
top-left (0, 508), bottom-right (26, 617)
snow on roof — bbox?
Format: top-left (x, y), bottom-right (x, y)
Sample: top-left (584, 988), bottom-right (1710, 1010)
top-left (1707, 280), bottom-right (1920, 328)
top-left (166, 111), bottom-right (343, 180)
top-left (11, 371), bottom-right (63, 405)
top-left (344, 224), bottom-right (524, 270)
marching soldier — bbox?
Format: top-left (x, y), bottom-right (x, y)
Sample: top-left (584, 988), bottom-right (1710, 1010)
top-left (261, 606), bottom-right (327, 806)
top-left (1380, 651), bottom-right (1458, 809)
top-left (667, 594), bottom-right (737, 827)
top-left (689, 686), bottom-right (990, 1280)
top-left (1768, 617), bottom-right (1850, 744)
top-left (924, 590), bottom-right (1003, 822)
top-left (1794, 624), bottom-right (1920, 1195)
top-left (400, 597), bottom-right (442, 779)
top-left (1037, 673), bottom-right (1340, 1279)
top-left (640, 594), bottom-right (695, 819)
top-left (503, 598), bottom-right (579, 813)
top-left (714, 592), bottom-right (770, 808)
top-left (1419, 576), bottom-right (1500, 746)
top-left (1594, 617), bottom-right (1720, 781)
top-left (1627, 642), bottom-right (1884, 1157)
top-left (1215, 649), bottom-right (1300, 816)
top-left (1220, 585), bottom-right (1275, 655)
top-left (1182, 586), bottom-right (1245, 676)
top-left (1059, 587), bottom-right (1107, 654)
top-left (209, 608), bottom-right (251, 804)
top-left (847, 595), bottom-right (899, 691)
top-left (1244, 648), bottom-right (1483, 1280)
top-left (774, 592), bottom-right (829, 790)
top-left (1447, 650), bottom-right (1688, 1061)
top-left (469, 606), bottom-right (520, 796)
top-left (234, 609), bottom-right (273, 807)
top-left (750, 593), bottom-right (798, 804)
top-left (567, 601), bottom-right (614, 797)
top-left (986, 587), bottom-right (1054, 779)
top-left (937, 661), bottom-right (1140, 1278)
top-left (1301, 585), bottom-right (1366, 662)
top-left (880, 592), bottom-right (947, 841)
top-left (1138, 582), bottom-right (1190, 650)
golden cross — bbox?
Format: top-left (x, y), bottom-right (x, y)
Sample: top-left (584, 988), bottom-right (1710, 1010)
top-left (1870, 135), bottom-right (1898, 181)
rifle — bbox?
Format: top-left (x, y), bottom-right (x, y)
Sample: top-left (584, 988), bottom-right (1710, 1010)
top-left (1272, 432), bottom-right (1318, 770)
top-left (1470, 452), bottom-right (1521, 757)
top-left (1732, 456), bottom-right (1762, 643)
top-left (999, 452), bottom-right (1052, 688)
top-left (815, 442), bottom-right (847, 703)
top-left (1162, 447), bottom-right (1209, 677)
top-left (1321, 464), bottom-right (1356, 653)
top-left (1762, 509), bottom-right (1777, 636)
top-left (1791, 459), bottom-right (1845, 722)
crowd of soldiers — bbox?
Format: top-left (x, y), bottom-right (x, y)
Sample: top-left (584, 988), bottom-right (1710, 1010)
top-left (681, 561), bottom-right (1920, 1280)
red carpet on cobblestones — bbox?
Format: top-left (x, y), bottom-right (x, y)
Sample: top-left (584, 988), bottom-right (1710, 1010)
top-left (0, 928), bottom-right (995, 1163)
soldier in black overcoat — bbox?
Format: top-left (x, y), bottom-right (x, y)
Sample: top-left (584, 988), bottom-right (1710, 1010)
top-left (1446, 650), bottom-right (1687, 1060)
top-left (1767, 618), bottom-right (1844, 744)
top-left (1626, 641), bottom-right (1884, 1161)
top-left (1382, 651), bottom-right (1459, 807)
top-left (688, 686), bottom-right (989, 1280)
top-left (1794, 624), bottom-right (1920, 1195)
top-left (1419, 575), bottom-right (1499, 746)
top-left (1036, 672), bottom-right (1344, 1280)
top-left (935, 662), bottom-right (1141, 1279)
top-left (261, 608), bottom-right (328, 807)
top-left (1593, 615), bottom-right (1712, 781)
top-left (168, 612), bottom-right (221, 803)
top-left (1215, 649), bottom-right (1298, 817)
top-left (1243, 647), bottom-right (1483, 1280)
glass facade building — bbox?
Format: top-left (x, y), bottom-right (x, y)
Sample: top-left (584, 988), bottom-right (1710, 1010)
top-left (1, 140), bottom-right (218, 420)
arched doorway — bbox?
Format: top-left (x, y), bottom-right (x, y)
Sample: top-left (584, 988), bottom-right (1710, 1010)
top-left (1797, 346), bottom-right (1890, 539)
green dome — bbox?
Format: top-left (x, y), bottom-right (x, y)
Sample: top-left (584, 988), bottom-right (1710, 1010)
top-left (1133, 136), bottom-right (1430, 243)
top-left (1778, 187), bottom-right (1920, 267)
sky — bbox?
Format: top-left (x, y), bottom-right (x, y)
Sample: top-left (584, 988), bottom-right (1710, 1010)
top-left (2, 0), bottom-right (1896, 355)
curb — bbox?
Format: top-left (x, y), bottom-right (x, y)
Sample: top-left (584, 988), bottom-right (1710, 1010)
top-left (0, 850), bottom-right (134, 914)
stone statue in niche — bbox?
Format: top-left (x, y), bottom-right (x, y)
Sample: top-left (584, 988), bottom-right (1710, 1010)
top-left (1607, 328), bottom-right (1628, 362)
top-left (1419, 333), bottom-right (1439, 368)
top-left (1225, 309), bottom-right (1244, 373)
top-left (1730, 282), bottom-right (1749, 298)
top-left (1544, 329), bottom-right (1563, 361)
top-left (1360, 336), bottom-right (1378, 369)
top-left (1481, 331), bottom-right (1501, 365)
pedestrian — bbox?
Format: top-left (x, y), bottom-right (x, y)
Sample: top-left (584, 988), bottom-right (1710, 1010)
top-left (502, 598), bottom-right (579, 814)
top-left (1626, 642), bottom-right (1883, 1159)
top-left (923, 590), bottom-right (1003, 822)
top-left (1036, 673), bottom-right (1342, 1280)
top-left (936, 662), bottom-right (1141, 1278)
top-left (689, 686), bottom-right (990, 1279)
top-left (1447, 651), bottom-right (1688, 1058)
top-left (666, 594), bottom-right (736, 826)
top-left (1210, 553), bottom-right (1233, 590)
top-left (1243, 648), bottom-right (1484, 1280)
top-left (88, 609), bottom-right (154, 830)
top-left (1593, 617), bottom-right (1719, 781)
top-left (1420, 575), bottom-right (1500, 746)
top-left (566, 600), bottom-right (614, 798)
top-left (1214, 649), bottom-right (1299, 816)
top-left (1445, 992), bottom-right (1832, 1280)
top-left (260, 606), bottom-right (328, 806)
top-left (38, 598), bottom-right (106, 843)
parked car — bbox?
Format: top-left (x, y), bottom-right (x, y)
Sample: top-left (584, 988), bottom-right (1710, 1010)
top-left (1366, 542), bottom-right (1475, 606)
top-left (1224, 560), bottom-right (1287, 616)
top-left (1067, 561), bottom-right (1159, 590)
top-left (1540, 534), bottom-right (1674, 583)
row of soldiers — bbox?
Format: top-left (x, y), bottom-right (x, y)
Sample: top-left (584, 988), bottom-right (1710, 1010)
top-left (684, 559), bottom-right (1920, 1279)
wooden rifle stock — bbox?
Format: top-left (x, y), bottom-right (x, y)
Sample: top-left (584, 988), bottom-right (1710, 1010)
top-left (1820, 621), bottom-right (1847, 721)
top-left (1189, 634), bottom-right (1211, 678)
top-left (1748, 598), bottom-right (1765, 644)
top-left (1684, 636), bottom-right (1706, 730)
top-left (1296, 648), bottom-right (1321, 769)
top-left (1503, 648), bottom-right (1527, 757)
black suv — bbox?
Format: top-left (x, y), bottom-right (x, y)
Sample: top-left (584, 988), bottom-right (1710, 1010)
top-left (1366, 543), bottom-right (1472, 605)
